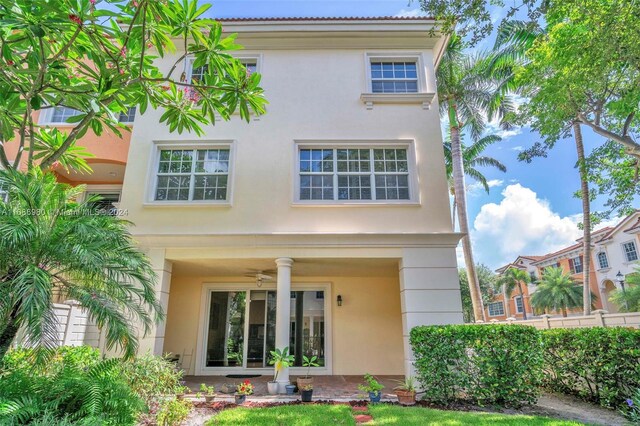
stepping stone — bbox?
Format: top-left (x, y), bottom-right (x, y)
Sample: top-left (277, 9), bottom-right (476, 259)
top-left (354, 414), bottom-right (374, 423)
top-left (352, 406), bottom-right (368, 412)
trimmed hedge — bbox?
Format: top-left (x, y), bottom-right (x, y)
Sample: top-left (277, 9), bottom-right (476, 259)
top-left (541, 328), bottom-right (640, 408)
top-left (410, 324), bottom-right (543, 407)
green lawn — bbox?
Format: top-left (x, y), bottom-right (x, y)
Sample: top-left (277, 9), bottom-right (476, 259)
top-left (205, 404), bottom-right (585, 426)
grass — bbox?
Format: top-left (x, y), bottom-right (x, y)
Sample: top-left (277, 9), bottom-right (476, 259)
top-left (369, 405), bottom-right (585, 425)
top-left (205, 404), bottom-right (355, 425)
top-left (205, 404), bottom-right (586, 425)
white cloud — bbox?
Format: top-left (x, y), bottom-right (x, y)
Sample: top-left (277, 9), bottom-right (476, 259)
top-left (484, 120), bottom-right (523, 139)
top-left (394, 8), bottom-right (426, 17)
top-left (470, 184), bottom-right (583, 268)
top-left (467, 179), bottom-right (504, 196)
top-left (512, 146), bottom-right (524, 151)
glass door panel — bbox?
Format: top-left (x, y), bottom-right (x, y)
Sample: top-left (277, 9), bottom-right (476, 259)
top-left (247, 290), bottom-right (277, 368)
top-left (205, 291), bottom-right (245, 367)
top-left (290, 290), bottom-right (325, 367)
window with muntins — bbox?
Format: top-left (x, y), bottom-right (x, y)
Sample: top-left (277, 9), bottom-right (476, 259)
top-left (50, 106), bottom-right (81, 123)
top-left (370, 61), bottom-right (418, 93)
top-left (298, 147), bottom-right (411, 202)
top-left (623, 241), bottom-right (638, 262)
top-left (514, 296), bottom-right (524, 313)
top-left (569, 256), bottom-right (583, 274)
top-left (191, 61), bottom-right (257, 84)
top-left (488, 301), bottom-right (505, 317)
top-left (154, 148), bottom-right (230, 202)
top-left (597, 252), bottom-right (609, 269)
top-left (118, 107), bottom-right (136, 123)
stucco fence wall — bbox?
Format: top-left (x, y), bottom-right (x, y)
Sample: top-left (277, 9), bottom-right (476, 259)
top-left (481, 310), bottom-right (640, 329)
top-left (13, 300), bottom-right (103, 350)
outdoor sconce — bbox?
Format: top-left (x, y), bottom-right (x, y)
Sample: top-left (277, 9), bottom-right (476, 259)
top-left (337, 295), bottom-right (343, 307)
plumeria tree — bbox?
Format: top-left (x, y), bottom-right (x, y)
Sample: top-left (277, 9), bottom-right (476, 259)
top-left (0, 0), bottom-right (267, 171)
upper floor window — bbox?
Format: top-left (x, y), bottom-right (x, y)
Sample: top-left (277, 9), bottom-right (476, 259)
top-left (191, 60), bottom-right (257, 84)
top-left (86, 192), bottom-right (121, 215)
top-left (370, 61), bottom-right (418, 93)
top-left (622, 241), bottom-right (638, 262)
top-left (50, 106), bottom-right (81, 123)
top-left (514, 296), bottom-right (525, 314)
top-left (118, 107), bottom-right (136, 124)
top-left (488, 301), bottom-right (505, 317)
top-left (154, 147), bottom-right (230, 202)
top-left (597, 251), bottom-right (609, 269)
top-left (569, 256), bottom-right (583, 274)
top-left (297, 146), bottom-right (412, 202)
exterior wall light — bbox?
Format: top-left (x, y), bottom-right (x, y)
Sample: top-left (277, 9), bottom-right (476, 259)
top-left (337, 295), bottom-right (343, 307)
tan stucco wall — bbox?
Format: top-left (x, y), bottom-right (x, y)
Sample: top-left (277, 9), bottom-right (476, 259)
top-left (163, 275), bottom-right (404, 376)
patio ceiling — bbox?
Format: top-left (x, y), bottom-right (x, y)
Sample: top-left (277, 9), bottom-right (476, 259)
top-left (171, 257), bottom-right (399, 278)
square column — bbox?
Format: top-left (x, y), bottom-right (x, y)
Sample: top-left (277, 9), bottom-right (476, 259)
top-left (399, 247), bottom-right (463, 377)
top-left (275, 257), bottom-right (293, 391)
top-left (138, 248), bottom-right (172, 356)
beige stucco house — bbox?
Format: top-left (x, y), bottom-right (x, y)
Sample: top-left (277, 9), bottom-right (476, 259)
top-left (118, 17), bottom-right (462, 383)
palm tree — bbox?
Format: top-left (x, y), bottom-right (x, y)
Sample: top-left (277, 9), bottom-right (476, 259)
top-left (530, 267), bottom-right (598, 317)
top-left (493, 21), bottom-right (594, 315)
top-left (443, 134), bottom-right (507, 228)
top-left (496, 268), bottom-right (531, 320)
top-left (0, 169), bottom-right (163, 360)
top-left (438, 34), bottom-right (515, 322)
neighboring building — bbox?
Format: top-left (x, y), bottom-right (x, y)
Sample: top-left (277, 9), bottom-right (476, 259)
top-left (101, 16), bottom-right (460, 379)
top-left (489, 256), bottom-right (541, 320)
top-left (488, 211), bottom-right (640, 319)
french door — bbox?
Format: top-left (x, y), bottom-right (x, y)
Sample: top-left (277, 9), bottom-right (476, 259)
top-left (202, 288), bottom-right (326, 370)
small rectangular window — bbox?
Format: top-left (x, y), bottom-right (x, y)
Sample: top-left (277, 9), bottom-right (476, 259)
top-left (50, 106), bottom-right (81, 123)
top-left (298, 147), bottom-right (411, 202)
top-left (86, 193), bottom-right (120, 215)
top-left (597, 252), bottom-right (609, 269)
top-left (514, 296), bottom-right (524, 314)
top-left (191, 61), bottom-right (257, 85)
top-left (623, 241), bottom-right (638, 262)
top-left (570, 256), bottom-right (583, 274)
top-left (118, 107), bottom-right (136, 123)
top-left (370, 61), bottom-right (418, 93)
top-left (488, 301), bottom-right (505, 317)
top-left (154, 148), bottom-right (230, 202)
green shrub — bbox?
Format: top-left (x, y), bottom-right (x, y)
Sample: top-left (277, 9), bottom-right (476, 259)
top-left (0, 347), bottom-right (144, 425)
top-left (156, 399), bottom-right (192, 426)
top-left (118, 353), bottom-right (183, 406)
top-left (541, 328), bottom-right (640, 408)
top-left (410, 324), bottom-right (543, 407)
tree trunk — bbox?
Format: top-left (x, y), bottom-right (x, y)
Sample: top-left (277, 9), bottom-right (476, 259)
top-left (517, 282), bottom-right (527, 320)
top-left (503, 285), bottom-right (511, 318)
top-left (451, 124), bottom-right (485, 322)
top-left (562, 307), bottom-right (568, 318)
top-left (0, 314), bottom-right (19, 360)
top-left (451, 191), bottom-right (457, 230)
top-left (574, 122), bottom-right (592, 316)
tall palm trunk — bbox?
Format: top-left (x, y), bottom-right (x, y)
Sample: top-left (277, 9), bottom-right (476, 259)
top-left (451, 191), bottom-right (457, 230)
top-left (517, 281), bottom-right (527, 320)
top-left (451, 124), bottom-right (485, 322)
top-left (502, 285), bottom-right (511, 318)
top-left (573, 122), bottom-right (592, 315)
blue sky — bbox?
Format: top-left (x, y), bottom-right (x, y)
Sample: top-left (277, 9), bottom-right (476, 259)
top-left (190, 1), bottom-right (623, 269)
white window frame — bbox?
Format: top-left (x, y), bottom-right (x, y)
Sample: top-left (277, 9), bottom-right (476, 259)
top-left (597, 251), bottom-right (609, 270)
top-left (292, 140), bottom-right (420, 206)
top-left (145, 141), bottom-right (235, 206)
top-left (39, 106), bottom-right (82, 125)
top-left (187, 54), bottom-right (262, 84)
top-left (194, 282), bottom-right (333, 376)
top-left (364, 53), bottom-right (427, 94)
top-left (118, 107), bottom-right (136, 124)
top-left (514, 296), bottom-right (525, 314)
top-left (488, 301), bottom-right (505, 317)
top-left (622, 240), bottom-right (639, 263)
top-left (570, 256), bottom-right (583, 274)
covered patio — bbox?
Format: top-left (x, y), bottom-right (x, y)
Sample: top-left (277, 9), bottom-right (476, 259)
top-left (183, 374), bottom-right (404, 400)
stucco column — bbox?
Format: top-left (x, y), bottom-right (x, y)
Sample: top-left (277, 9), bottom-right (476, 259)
top-left (399, 247), bottom-right (463, 378)
top-left (138, 248), bottom-right (172, 356)
top-left (275, 257), bottom-right (293, 391)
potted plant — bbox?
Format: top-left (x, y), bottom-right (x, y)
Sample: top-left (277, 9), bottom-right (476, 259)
top-left (300, 384), bottom-right (313, 402)
top-left (268, 347), bottom-right (295, 394)
top-left (285, 384), bottom-right (296, 395)
top-left (200, 383), bottom-right (217, 403)
top-left (175, 385), bottom-right (190, 400)
top-left (358, 373), bottom-right (384, 403)
top-left (393, 376), bottom-right (417, 405)
top-left (235, 380), bottom-right (253, 405)
top-left (296, 355), bottom-right (319, 389)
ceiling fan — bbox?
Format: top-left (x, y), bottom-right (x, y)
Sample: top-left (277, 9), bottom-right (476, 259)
top-left (243, 270), bottom-right (275, 287)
